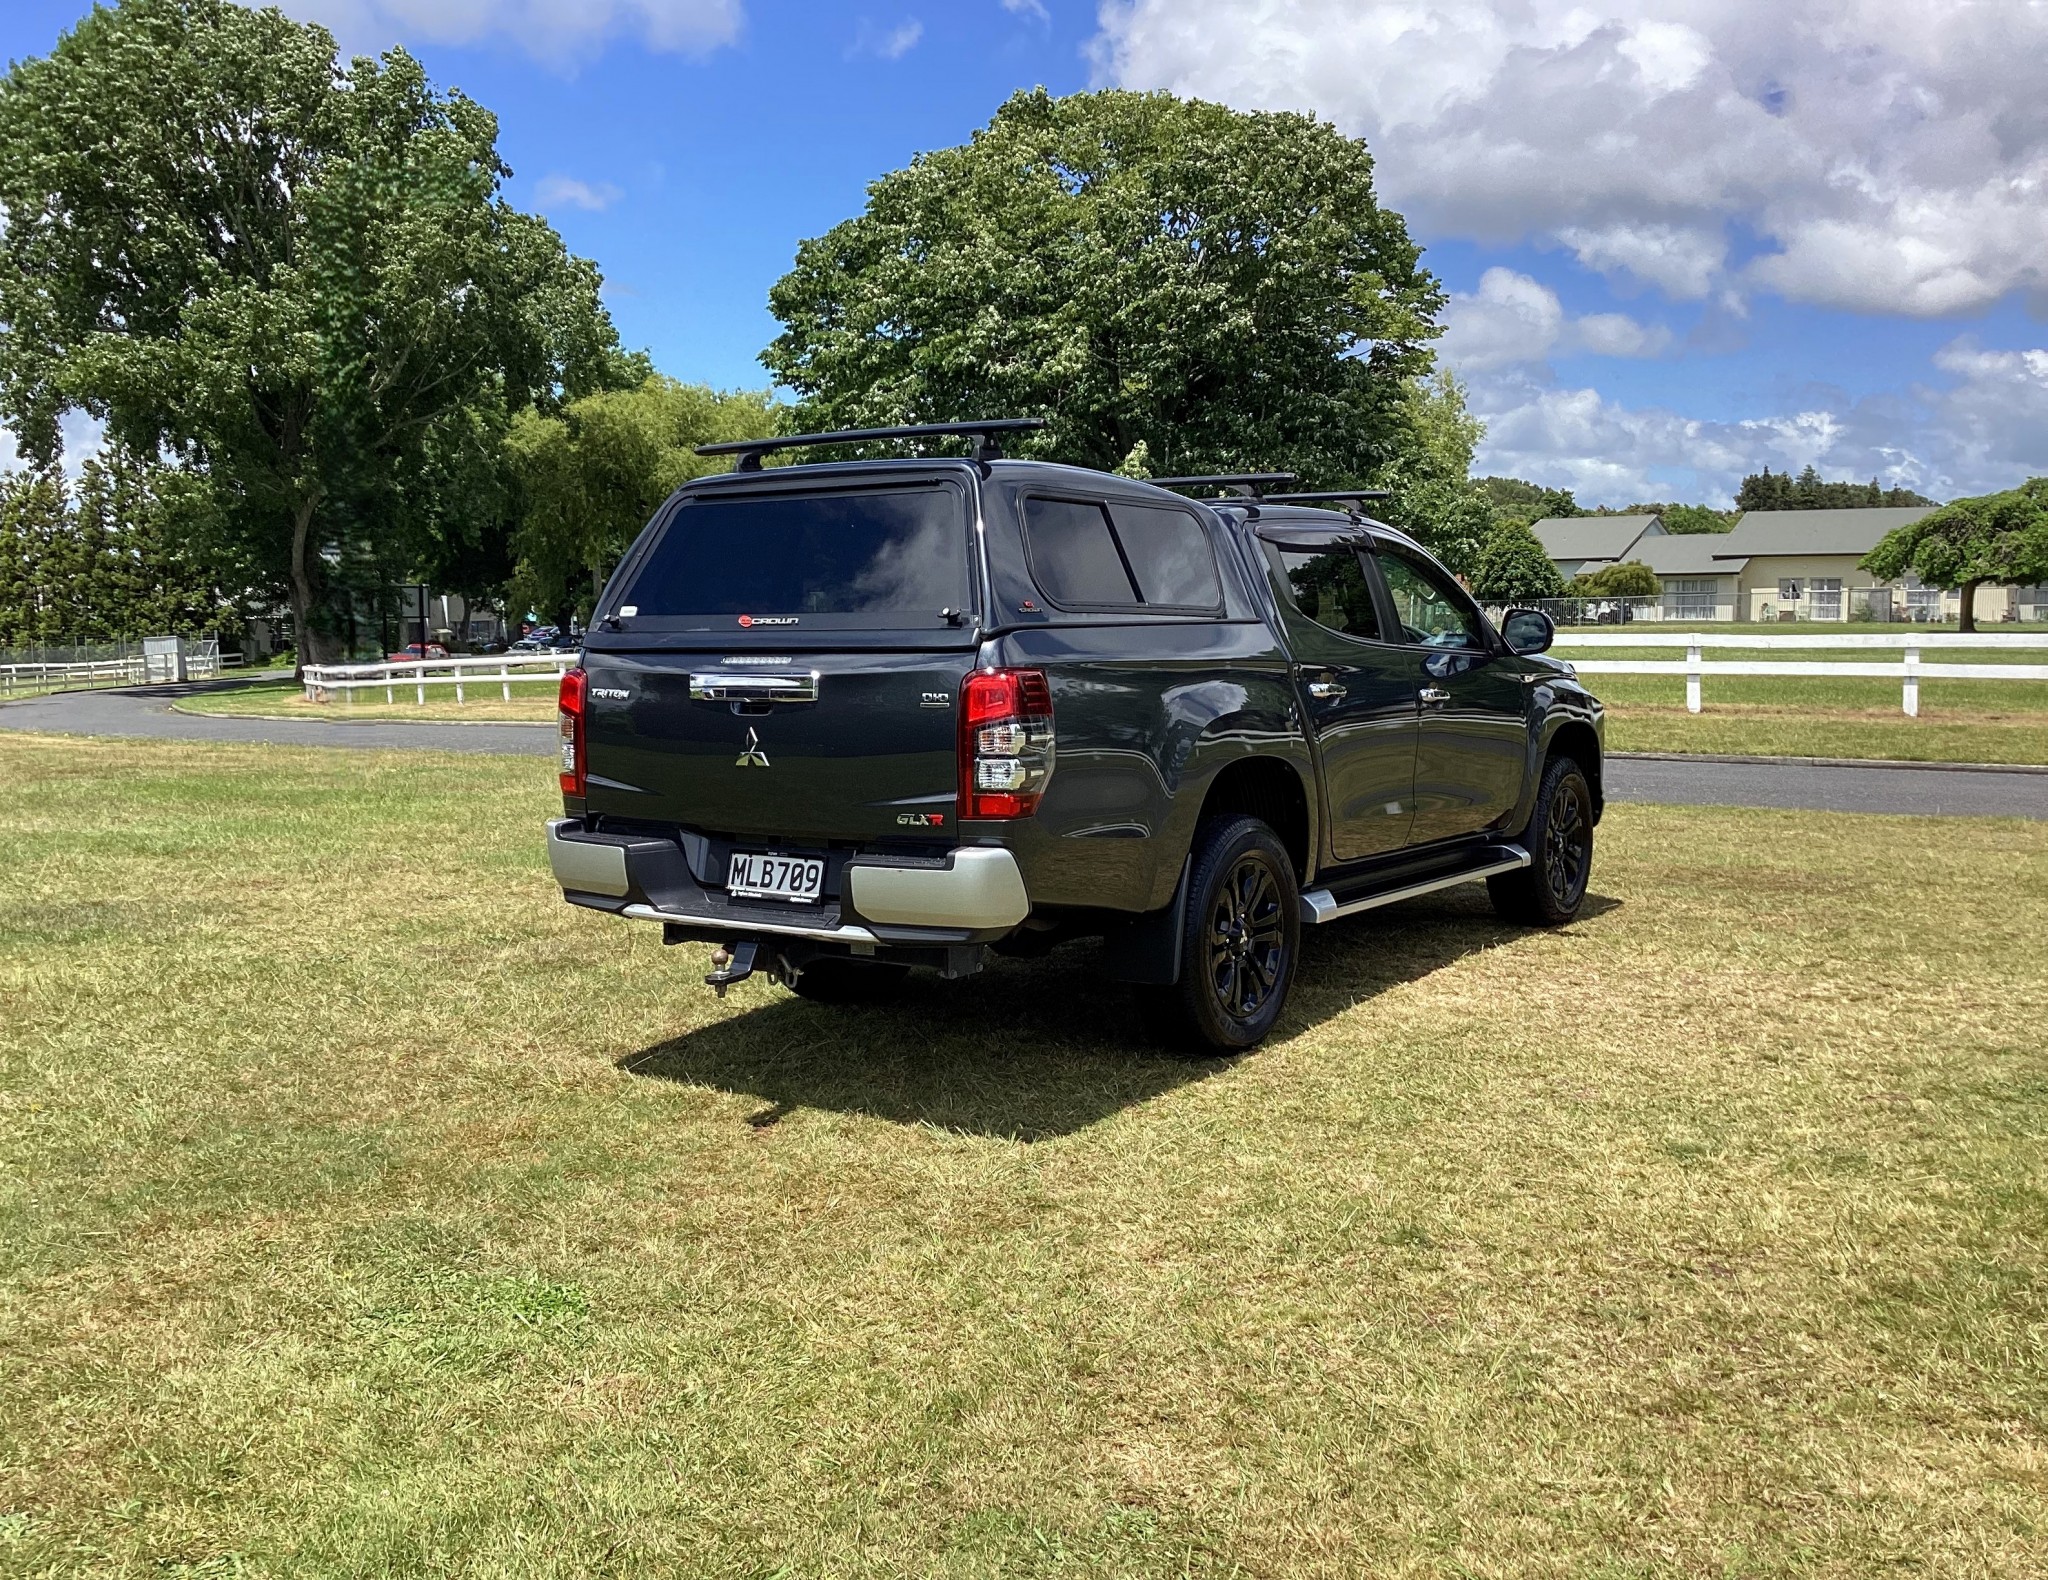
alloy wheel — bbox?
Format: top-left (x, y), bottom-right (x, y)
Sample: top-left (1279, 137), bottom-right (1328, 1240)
top-left (1544, 779), bottom-right (1590, 906)
top-left (1207, 853), bottom-right (1287, 1022)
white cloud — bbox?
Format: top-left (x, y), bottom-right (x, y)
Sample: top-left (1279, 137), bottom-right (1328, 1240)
top-left (851, 18), bottom-right (923, 60)
top-left (0, 411), bottom-right (107, 482)
top-left (1094, 1), bottom-right (2048, 316)
top-left (534, 175), bottom-right (622, 213)
top-left (1437, 268), bottom-right (1669, 371)
top-left (1462, 335), bottom-right (2048, 507)
top-left (283, 0), bottom-right (742, 63)
top-left (1002, 0), bottom-right (1051, 22)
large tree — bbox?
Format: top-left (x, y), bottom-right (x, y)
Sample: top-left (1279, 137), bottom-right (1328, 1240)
top-left (505, 377), bottom-right (774, 632)
top-left (0, 0), bottom-right (627, 665)
top-left (763, 88), bottom-right (1445, 486)
top-left (1470, 519), bottom-right (1567, 604)
top-left (1862, 478), bottom-right (2048, 633)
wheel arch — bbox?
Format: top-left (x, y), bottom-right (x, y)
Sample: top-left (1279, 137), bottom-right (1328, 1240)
top-left (1545, 719), bottom-right (1604, 821)
top-left (1195, 756), bottom-right (1313, 880)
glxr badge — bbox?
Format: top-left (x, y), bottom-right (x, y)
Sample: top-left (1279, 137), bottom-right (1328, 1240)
top-left (735, 727), bottom-right (770, 768)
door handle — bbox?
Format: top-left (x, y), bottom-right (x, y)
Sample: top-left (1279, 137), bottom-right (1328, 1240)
top-left (1418, 686), bottom-right (1451, 706)
top-left (1307, 680), bottom-right (1347, 701)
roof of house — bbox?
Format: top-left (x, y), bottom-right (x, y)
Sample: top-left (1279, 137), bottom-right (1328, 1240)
top-left (1712, 506), bottom-right (1935, 559)
top-left (1529, 515), bottom-right (1663, 565)
top-left (1632, 535), bottom-right (1749, 577)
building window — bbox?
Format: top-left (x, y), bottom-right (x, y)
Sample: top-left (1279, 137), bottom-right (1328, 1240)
top-left (1905, 585), bottom-right (1942, 620)
top-left (1666, 578), bottom-right (1720, 619)
top-left (1778, 578), bottom-right (1803, 602)
top-left (1810, 577), bottom-right (1843, 620)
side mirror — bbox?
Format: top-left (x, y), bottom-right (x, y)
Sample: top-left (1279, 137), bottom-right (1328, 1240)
top-left (1501, 608), bottom-right (1555, 656)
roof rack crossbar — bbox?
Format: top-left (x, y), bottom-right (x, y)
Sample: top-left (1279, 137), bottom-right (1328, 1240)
top-left (696, 418), bottom-right (1047, 472)
top-left (1264, 489), bottom-right (1392, 506)
top-left (1149, 472), bottom-right (1298, 499)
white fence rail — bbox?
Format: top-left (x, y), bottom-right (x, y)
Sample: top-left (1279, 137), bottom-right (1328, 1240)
top-left (1553, 631), bottom-right (2048, 716)
top-left (303, 651), bottom-right (576, 705)
top-left (1, 637), bottom-right (222, 695)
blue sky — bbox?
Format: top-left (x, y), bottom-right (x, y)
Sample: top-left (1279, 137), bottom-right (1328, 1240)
top-left (5, 0), bottom-right (2045, 507)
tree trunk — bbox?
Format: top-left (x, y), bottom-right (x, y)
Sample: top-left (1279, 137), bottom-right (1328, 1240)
top-left (1957, 578), bottom-right (1980, 634)
top-left (286, 495), bottom-right (341, 676)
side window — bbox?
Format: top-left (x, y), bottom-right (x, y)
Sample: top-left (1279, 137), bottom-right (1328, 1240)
top-left (1376, 550), bottom-right (1484, 649)
top-left (1273, 546), bottom-right (1381, 640)
top-left (1107, 502), bottom-right (1222, 609)
top-left (1022, 497), bottom-right (1137, 606)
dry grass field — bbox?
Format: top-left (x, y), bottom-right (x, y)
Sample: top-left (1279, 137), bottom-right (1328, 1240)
top-left (2, 735), bottom-right (2044, 1577)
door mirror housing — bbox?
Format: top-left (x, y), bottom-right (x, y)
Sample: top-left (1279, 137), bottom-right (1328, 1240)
top-left (1501, 608), bottom-right (1555, 656)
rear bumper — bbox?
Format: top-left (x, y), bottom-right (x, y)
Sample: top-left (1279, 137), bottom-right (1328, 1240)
top-left (544, 819), bottom-right (1029, 942)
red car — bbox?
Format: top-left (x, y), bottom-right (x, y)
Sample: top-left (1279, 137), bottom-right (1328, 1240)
top-left (387, 643), bottom-right (450, 662)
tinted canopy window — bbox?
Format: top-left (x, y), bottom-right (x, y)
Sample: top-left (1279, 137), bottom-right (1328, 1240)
top-left (1275, 546), bottom-right (1380, 639)
top-left (1022, 498), bottom-right (1138, 606)
top-left (621, 486), bottom-right (969, 626)
top-left (1109, 503), bottom-right (1222, 608)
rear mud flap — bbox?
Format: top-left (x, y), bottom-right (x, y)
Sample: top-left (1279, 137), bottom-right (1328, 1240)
top-left (1096, 858), bottom-right (1190, 985)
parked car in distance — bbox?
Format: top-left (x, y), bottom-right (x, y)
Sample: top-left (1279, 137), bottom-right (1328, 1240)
top-left (545, 420), bottom-right (1605, 1053)
top-left (388, 642), bottom-right (450, 662)
top-left (511, 626), bottom-right (576, 654)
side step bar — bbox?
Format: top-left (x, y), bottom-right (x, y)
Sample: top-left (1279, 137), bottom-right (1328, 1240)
top-left (1300, 844), bottom-right (1530, 925)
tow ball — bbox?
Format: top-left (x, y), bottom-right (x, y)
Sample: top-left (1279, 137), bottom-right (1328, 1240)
top-left (704, 940), bottom-right (758, 996)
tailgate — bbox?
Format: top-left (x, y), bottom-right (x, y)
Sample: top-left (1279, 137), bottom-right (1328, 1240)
top-left (580, 649), bottom-right (973, 843)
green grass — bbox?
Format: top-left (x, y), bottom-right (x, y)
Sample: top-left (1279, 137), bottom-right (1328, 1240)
top-left (2, 735), bottom-right (2045, 1576)
top-left (177, 676), bottom-right (559, 723)
top-left (1587, 674), bottom-right (2048, 764)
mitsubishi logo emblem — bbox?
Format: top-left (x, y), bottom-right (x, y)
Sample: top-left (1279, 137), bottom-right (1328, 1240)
top-left (735, 727), bottom-right (770, 768)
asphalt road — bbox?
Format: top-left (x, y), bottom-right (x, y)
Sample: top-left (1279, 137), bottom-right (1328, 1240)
top-left (4, 681), bottom-right (2046, 818)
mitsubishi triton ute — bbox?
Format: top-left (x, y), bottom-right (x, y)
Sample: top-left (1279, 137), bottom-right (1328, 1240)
top-left (545, 419), bottom-right (1604, 1053)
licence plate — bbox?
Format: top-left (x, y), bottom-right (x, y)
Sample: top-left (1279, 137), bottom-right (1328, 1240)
top-left (727, 851), bottom-right (826, 903)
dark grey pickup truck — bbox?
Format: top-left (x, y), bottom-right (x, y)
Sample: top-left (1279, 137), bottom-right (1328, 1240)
top-left (547, 419), bottom-right (1603, 1052)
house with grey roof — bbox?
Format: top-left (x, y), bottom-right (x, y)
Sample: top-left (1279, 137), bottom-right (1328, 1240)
top-left (1708, 506), bottom-right (1964, 621)
top-left (1528, 514), bottom-right (1665, 580)
top-left (1631, 533), bottom-right (1750, 621)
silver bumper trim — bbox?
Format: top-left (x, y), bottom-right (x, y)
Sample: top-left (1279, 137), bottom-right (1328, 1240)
top-left (845, 846), bottom-right (1030, 930)
top-left (1301, 843), bottom-right (1530, 925)
top-left (546, 817), bottom-right (629, 897)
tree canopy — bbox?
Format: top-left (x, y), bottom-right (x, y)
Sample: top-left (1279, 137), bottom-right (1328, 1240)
top-left (1570, 561), bottom-right (1662, 599)
top-left (1469, 519), bottom-right (1566, 604)
top-left (0, 453), bottom-right (233, 647)
top-left (1862, 477), bottom-right (2048, 633)
top-left (0, 0), bottom-right (630, 664)
top-left (505, 377), bottom-right (774, 631)
top-left (1736, 466), bottom-right (1934, 512)
top-left (763, 88), bottom-right (1445, 486)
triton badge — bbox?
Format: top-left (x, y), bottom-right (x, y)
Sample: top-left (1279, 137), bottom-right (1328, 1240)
top-left (735, 727), bottom-right (770, 768)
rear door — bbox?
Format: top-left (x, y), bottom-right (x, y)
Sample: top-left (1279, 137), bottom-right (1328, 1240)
top-left (1260, 538), bottom-right (1419, 861)
top-left (1368, 545), bottom-right (1530, 845)
top-left (579, 476), bottom-right (979, 843)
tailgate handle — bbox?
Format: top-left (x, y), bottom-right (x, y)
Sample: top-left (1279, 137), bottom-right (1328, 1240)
top-left (689, 672), bottom-right (820, 703)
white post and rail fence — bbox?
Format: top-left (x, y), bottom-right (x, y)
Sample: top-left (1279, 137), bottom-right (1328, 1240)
top-left (301, 651), bottom-right (576, 705)
top-left (1553, 632), bottom-right (2048, 717)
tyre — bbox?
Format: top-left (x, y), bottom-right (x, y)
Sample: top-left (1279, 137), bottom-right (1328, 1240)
top-left (1489, 754), bottom-right (1594, 926)
top-left (788, 956), bottom-right (911, 1003)
top-left (1139, 814), bottom-right (1301, 1055)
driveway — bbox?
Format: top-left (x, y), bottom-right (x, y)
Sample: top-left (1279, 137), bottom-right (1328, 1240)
top-left (0, 681), bottom-right (551, 757)
top-left (5, 682), bottom-right (2046, 818)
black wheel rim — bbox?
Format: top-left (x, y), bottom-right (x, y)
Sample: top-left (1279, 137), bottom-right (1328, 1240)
top-left (1544, 778), bottom-right (1590, 906)
top-left (1207, 853), bottom-right (1287, 1023)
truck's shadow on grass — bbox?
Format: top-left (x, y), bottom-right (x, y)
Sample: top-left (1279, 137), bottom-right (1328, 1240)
top-left (619, 887), bottom-right (1622, 1140)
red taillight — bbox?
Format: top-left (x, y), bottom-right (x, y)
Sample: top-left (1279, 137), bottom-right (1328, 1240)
top-left (959, 667), bottom-right (1055, 820)
top-left (558, 668), bottom-right (586, 798)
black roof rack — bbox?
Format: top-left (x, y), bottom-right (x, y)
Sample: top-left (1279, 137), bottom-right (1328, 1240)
top-left (1149, 472), bottom-right (1298, 499)
top-left (696, 418), bottom-right (1047, 472)
top-left (1264, 489), bottom-right (1391, 508)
